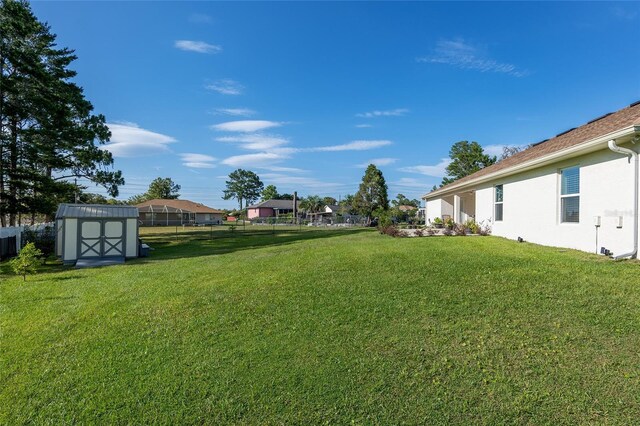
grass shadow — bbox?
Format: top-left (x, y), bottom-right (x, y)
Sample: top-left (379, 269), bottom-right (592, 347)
top-left (132, 227), bottom-right (373, 263)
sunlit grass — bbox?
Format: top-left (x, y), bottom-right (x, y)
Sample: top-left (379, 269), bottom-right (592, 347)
top-left (1, 228), bottom-right (639, 423)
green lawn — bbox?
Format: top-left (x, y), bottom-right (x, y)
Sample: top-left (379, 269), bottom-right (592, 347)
top-left (1, 227), bottom-right (640, 424)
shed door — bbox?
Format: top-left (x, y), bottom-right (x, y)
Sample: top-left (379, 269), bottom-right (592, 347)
top-left (79, 220), bottom-right (125, 258)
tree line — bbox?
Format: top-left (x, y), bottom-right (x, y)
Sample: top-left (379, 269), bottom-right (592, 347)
top-left (0, 0), bottom-right (123, 226)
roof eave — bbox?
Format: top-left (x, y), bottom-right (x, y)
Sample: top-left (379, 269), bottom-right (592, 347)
top-left (423, 125), bottom-right (640, 200)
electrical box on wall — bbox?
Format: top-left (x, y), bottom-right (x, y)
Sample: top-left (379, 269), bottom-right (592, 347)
top-left (593, 216), bottom-right (601, 226)
top-left (617, 216), bottom-right (623, 228)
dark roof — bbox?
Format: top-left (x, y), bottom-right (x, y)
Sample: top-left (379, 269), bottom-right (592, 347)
top-left (247, 199), bottom-right (301, 209)
top-left (429, 101), bottom-right (640, 197)
top-left (135, 199), bottom-right (223, 214)
top-left (56, 204), bottom-right (139, 219)
top-left (325, 204), bottom-right (340, 211)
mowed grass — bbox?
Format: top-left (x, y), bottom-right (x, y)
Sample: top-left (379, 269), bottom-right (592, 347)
top-left (2, 226), bottom-right (640, 424)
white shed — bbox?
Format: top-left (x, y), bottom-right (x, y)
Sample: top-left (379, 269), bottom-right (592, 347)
top-left (55, 204), bottom-right (139, 265)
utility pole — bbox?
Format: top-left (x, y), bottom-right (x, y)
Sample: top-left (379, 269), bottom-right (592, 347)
top-left (74, 178), bottom-right (79, 203)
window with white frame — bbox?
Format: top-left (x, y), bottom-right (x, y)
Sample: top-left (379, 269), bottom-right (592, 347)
top-left (560, 166), bottom-right (580, 223)
top-left (494, 185), bottom-right (503, 221)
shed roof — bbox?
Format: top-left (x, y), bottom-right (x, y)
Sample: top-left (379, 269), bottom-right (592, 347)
top-left (55, 204), bottom-right (139, 219)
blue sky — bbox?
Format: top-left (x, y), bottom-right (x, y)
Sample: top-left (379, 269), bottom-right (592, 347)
top-left (31, 1), bottom-right (640, 209)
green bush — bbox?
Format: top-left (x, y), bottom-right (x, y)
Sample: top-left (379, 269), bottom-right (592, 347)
top-left (22, 225), bottom-right (55, 257)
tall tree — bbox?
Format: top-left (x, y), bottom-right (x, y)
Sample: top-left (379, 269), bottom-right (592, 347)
top-left (354, 164), bottom-right (389, 222)
top-left (261, 184), bottom-right (279, 201)
top-left (300, 195), bottom-right (324, 214)
top-left (146, 177), bottom-right (180, 199)
top-left (0, 0), bottom-right (123, 225)
top-left (338, 194), bottom-right (357, 214)
top-left (391, 193), bottom-right (420, 208)
top-left (279, 193), bottom-right (294, 200)
top-left (440, 141), bottom-right (496, 186)
top-left (322, 196), bottom-right (337, 205)
top-left (128, 177), bottom-right (180, 204)
top-left (222, 169), bottom-right (263, 210)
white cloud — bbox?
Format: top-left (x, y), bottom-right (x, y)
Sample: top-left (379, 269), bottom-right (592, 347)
top-left (214, 108), bottom-right (257, 117)
top-left (356, 108), bottom-right (409, 118)
top-left (206, 79), bottom-right (244, 95)
top-left (189, 13), bottom-right (213, 24)
top-left (392, 177), bottom-right (429, 189)
top-left (399, 158), bottom-right (451, 177)
top-left (105, 123), bottom-right (176, 158)
top-left (356, 158), bottom-right (397, 168)
top-left (180, 153), bottom-right (216, 169)
top-left (612, 6), bottom-right (638, 21)
top-left (211, 120), bottom-right (282, 133)
top-left (174, 40), bottom-right (222, 54)
top-left (355, 124), bottom-right (373, 128)
top-left (312, 140), bottom-right (392, 152)
top-left (221, 152), bottom-right (290, 168)
top-left (417, 38), bottom-right (529, 77)
top-left (260, 173), bottom-right (346, 191)
top-left (263, 166), bottom-right (307, 173)
top-left (216, 133), bottom-right (289, 150)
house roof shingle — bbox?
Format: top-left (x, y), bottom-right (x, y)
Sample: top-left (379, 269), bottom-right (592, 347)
top-left (135, 199), bottom-right (223, 214)
top-left (427, 101), bottom-right (640, 198)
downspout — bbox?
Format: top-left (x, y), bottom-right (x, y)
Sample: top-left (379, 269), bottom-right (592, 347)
top-left (607, 139), bottom-right (638, 260)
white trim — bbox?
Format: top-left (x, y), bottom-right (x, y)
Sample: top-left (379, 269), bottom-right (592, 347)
top-left (424, 125), bottom-right (640, 200)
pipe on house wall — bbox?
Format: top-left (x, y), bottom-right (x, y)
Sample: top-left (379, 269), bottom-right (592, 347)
top-left (607, 139), bottom-right (638, 260)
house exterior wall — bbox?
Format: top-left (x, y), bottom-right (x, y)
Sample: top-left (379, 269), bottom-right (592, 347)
top-left (247, 207), bottom-right (274, 219)
top-left (464, 144), bottom-right (638, 255)
top-left (195, 213), bottom-right (223, 224)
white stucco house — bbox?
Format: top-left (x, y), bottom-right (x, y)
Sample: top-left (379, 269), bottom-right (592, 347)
top-left (424, 101), bottom-right (640, 259)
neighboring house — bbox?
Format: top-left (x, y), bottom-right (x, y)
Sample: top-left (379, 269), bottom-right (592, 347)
top-left (424, 101), bottom-right (640, 259)
top-left (397, 205), bottom-right (417, 213)
top-left (136, 199), bottom-right (224, 226)
top-left (247, 199), bottom-right (300, 219)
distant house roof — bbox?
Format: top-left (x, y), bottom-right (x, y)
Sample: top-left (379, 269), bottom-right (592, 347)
top-left (56, 204), bottom-right (139, 219)
top-left (426, 101), bottom-right (640, 199)
top-left (247, 199), bottom-right (301, 209)
top-left (325, 204), bottom-right (340, 212)
top-left (398, 205), bottom-right (417, 212)
top-left (136, 199), bottom-right (223, 214)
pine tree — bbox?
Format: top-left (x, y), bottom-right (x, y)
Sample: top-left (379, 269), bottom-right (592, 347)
top-left (354, 164), bottom-right (389, 223)
top-left (0, 0), bottom-right (123, 225)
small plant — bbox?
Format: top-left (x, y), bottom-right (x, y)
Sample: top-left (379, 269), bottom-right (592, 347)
top-left (10, 242), bottom-right (43, 281)
top-left (432, 217), bottom-right (443, 228)
top-left (453, 223), bottom-right (467, 236)
top-left (379, 225), bottom-right (401, 237)
top-left (444, 217), bottom-right (455, 230)
top-left (229, 224), bottom-right (236, 233)
top-left (463, 219), bottom-right (479, 234)
top-left (477, 221), bottom-right (492, 236)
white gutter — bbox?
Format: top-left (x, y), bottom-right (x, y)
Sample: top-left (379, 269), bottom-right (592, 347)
top-left (607, 139), bottom-right (638, 260)
top-left (424, 125), bottom-right (640, 200)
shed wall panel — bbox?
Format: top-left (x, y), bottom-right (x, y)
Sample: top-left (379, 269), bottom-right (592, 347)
top-left (126, 218), bottom-right (138, 257)
top-left (64, 218), bottom-right (77, 261)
